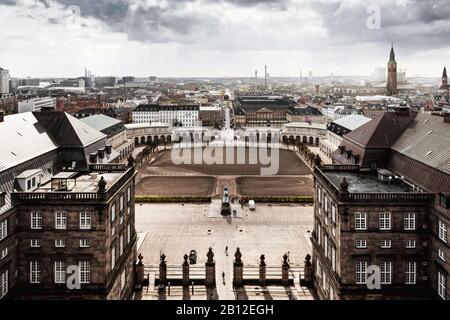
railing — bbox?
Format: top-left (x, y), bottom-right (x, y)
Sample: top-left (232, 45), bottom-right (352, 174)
top-left (12, 192), bottom-right (102, 202)
top-left (314, 166), bottom-right (434, 203)
top-left (12, 166), bottom-right (135, 204)
top-left (346, 193), bottom-right (434, 202)
top-left (89, 164), bottom-right (129, 173)
top-left (320, 165), bottom-right (360, 172)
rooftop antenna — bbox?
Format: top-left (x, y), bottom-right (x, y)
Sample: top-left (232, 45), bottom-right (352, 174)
top-left (264, 65), bottom-right (267, 91)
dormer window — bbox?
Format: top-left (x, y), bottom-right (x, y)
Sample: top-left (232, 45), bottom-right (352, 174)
top-left (440, 194), bottom-right (449, 209)
top-left (345, 150), bottom-right (352, 160)
top-left (339, 146), bottom-right (345, 155)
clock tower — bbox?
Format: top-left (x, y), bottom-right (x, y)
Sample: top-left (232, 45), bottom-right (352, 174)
top-left (440, 67), bottom-right (449, 90)
top-left (387, 44), bottom-right (398, 95)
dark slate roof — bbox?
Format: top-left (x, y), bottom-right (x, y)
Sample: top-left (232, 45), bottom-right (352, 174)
top-left (33, 111), bottom-right (105, 148)
top-left (288, 106), bottom-right (323, 116)
top-left (345, 111), bottom-right (416, 148)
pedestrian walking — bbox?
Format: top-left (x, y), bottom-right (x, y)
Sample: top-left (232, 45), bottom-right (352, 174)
top-left (225, 246), bottom-right (228, 256)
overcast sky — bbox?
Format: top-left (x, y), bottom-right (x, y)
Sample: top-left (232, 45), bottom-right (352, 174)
top-left (0, 0), bottom-right (449, 78)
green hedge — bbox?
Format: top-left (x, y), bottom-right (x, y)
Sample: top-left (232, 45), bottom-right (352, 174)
top-left (135, 196), bottom-right (212, 203)
top-left (239, 196), bottom-right (314, 203)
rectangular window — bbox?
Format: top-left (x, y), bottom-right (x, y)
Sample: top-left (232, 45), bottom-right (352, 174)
top-left (119, 195), bottom-right (124, 211)
top-left (0, 219), bottom-right (7, 241)
top-left (120, 270), bottom-right (126, 290)
top-left (438, 248), bottom-right (446, 262)
top-left (127, 224), bottom-right (131, 243)
top-left (439, 220), bottom-right (447, 243)
top-left (379, 213), bottom-right (391, 230)
top-left (356, 240), bottom-right (367, 249)
top-left (79, 261), bottom-right (91, 284)
top-left (55, 212), bottom-right (67, 229)
top-left (111, 226), bottom-right (115, 237)
top-left (80, 239), bottom-right (90, 248)
top-left (355, 261), bottom-right (367, 284)
top-left (0, 270), bottom-right (8, 299)
top-left (381, 240), bottom-right (392, 248)
top-left (438, 272), bottom-right (446, 300)
top-left (405, 240), bottom-right (416, 249)
top-left (127, 187), bottom-right (131, 203)
top-left (111, 245), bottom-right (116, 270)
top-left (54, 261), bottom-right (66, 284)
top-left (380, 261), bottom-right (392, 284)
top-left (31, 212), bottom-right (42, 229)
top-left (404, 213), bottom-right (416, 230)
top-left (80, 212), bottom-right (91, 230)
top-left (119, 234), bottom-right (124, 256)
top-left (30, 261), bottom-right (42, 284)
top-left (111, 204), bottom-right (116, 222)
top-left (404, 262), bottom-right (416, 285)
top-left (55, 239), bottom-right (65, 248)
top-left (30, 239), bottom-right (41, 248)
top-left (1, 248), bottom-right (7, 260)
top-left (331, 205), bottom-right (336, 223)
top-left (355, 213), bottom-right (367, 230)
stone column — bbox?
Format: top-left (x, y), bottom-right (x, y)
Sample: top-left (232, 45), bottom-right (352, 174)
top-left (205, 248), bottom-right (216, 287)
top-left (281, 253), bottom-right (289, 286)
top-left (182, 254), bottom-right (190, 286)
top-left (259, 254), bottom-right (266, 286)
top-left (159, 253), bottom-right (167, 285)
top-left (135, 253), bottom-right (144, 289)
top-left (233, 248), bottom-right (244, 287)
top-left (303, 254), bottom-right (312, 286)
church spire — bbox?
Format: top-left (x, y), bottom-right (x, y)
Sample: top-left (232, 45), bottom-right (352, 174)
top-left (389, 43), bottom-right (396, 62)
top-left (443, 67), bottom-right (448, 78)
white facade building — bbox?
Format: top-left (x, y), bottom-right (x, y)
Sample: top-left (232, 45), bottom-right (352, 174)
top-left (132, 104), bottom-right (199, 127)
top-left (0, 68), bottom-right (10, 94)
top-left (18, 97), bottom-right (56, 113)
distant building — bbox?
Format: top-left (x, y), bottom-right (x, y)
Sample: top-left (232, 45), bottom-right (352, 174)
top-left (73, 107), bottom-right (133, 124)
top-left (95, 77), bottom-right (118, 88)
top-left (132, 104), bottom-right (199, 127)
top-left (387, 45), bottom-right (398, 95)
top-left (60, 78), bottom-right (85, 88)
top-left (18, 97), bottom-right (56, 113)
top-left (287, 105), bottom-right (325, 123)
top-left (0, 94), bottom-right (17, 114)
top-left (199, 105), bottom-right (223, 127)
top-left (0, 68), bottom-right (10, 94)
top-left (281, 122), bottom-right (327, 146)
top-left (234, 95), bottom-right (293, 127)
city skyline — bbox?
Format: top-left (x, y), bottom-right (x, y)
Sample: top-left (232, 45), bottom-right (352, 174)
top-left (0, 0), bottom-right (449, 78)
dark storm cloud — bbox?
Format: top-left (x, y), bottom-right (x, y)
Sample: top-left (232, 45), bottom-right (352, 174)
top-left (0, 0), bottom-right (17, 5)
top-left (3, 0), bottom-right (449, 51)
top-left (308, 0), bottom-right (450, 51)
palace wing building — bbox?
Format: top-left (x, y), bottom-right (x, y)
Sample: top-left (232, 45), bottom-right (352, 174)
top-left (312, 108), bottom-right (449, 300)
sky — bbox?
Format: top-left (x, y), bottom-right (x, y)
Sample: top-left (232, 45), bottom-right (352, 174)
top-left (0, 0), bottom-right (449, 78)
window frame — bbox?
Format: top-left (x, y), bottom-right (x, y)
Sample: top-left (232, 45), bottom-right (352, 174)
top-left (379, 212), bottom-right (391, 230)
top-left (355, 212), bottom-right (367, 230)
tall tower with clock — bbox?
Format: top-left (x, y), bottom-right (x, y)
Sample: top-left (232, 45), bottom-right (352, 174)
top-left (386, 44), bottom-right (398, 95)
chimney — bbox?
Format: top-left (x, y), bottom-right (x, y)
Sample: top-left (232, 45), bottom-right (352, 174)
top-left (0, 110), bottom-right (4, 123)
top-left (98, 148), bottom-right (105, 159)
top-left (105, 145), bottom-right (112, 155)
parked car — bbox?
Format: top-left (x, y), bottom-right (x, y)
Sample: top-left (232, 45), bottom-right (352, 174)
top-left (249, 200), bottom-right (256, 210)
top-left (189, 250), bottom-right (197, 264)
